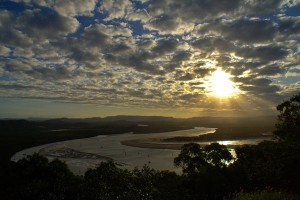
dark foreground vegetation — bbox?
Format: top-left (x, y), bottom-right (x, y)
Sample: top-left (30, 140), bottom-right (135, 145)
top-left (0, 93), bottom-right (299, 199)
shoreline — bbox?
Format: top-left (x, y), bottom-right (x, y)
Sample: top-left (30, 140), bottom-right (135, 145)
top-left (120, 134), bottom-right (274, 150)
top-left (121, 139), bottom-right (183, 150)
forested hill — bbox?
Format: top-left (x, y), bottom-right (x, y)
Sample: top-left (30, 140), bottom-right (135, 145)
top-left (1, 115), bottom-right (276, 132)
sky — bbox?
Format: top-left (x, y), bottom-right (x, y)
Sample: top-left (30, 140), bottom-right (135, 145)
top-left (0, 0), bottom-right (300, 119)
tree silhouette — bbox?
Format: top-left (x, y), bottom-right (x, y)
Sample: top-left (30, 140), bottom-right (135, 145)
top-left (274, 93), bottom-right (300, 142)
top-left (203, 142), bottom-right (233, 168)
top-left (174, 142), bottom-right (233, 175)
top-left (174, 143), bottom-right (207, 175)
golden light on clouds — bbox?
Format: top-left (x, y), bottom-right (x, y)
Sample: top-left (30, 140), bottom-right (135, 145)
top-left (206, 68), bottom-right (239, 98)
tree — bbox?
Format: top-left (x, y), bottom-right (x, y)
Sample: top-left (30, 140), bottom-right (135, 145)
top-left (174, 143), bottom-right (235, 199)
top-left (274, 93), bottom-right (300, 142)
top-left (203, 142), bottom-right (234, 168)
top-left (174, 143), bottom-right (208, 175)
top-left (174, 143), bottom-right (233, 175)
top-left (0, 153), bottom-right (79, 200)
top-left (232, 93), bottom-right (300, 193)
top-left (81, 161), bottom-right (130, 200)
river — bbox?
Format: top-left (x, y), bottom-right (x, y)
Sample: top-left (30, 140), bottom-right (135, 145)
top-left (11, 127), bottom-right (270, 175)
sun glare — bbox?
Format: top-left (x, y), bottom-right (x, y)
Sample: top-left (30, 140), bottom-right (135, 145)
top-left (206, 68), bottom-right (239, 98)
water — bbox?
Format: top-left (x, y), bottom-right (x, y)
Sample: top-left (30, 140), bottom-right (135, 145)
top-left (11, 127), bottom-right (270, 175)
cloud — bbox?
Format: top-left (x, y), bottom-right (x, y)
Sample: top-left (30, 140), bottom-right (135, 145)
top-left (17, 9), bottom-right (79, 39)
top-left (256, 65), bottom-right (285, 76)
top-left (117, 54), bottom-right (164, 75)
top-left (1, 0), bottom-right (300, 112)
top-left (13, 0), bottom-right (97, 16)
top-left (0, 46), bottom-right (10, 56)
top-left (172, 52), bottom-right (192, 62)
top-left (0, 8), bottom-right (79, 48)
top-left (237, 45), bottom-right (289, 61)
top-left (80, 24), bottom-right (111, 47)
top-left (144, 15), bottom-right (194, 34)
top-left (191, 36), bottom-right (235, 53)
top-left (126, 9), bottom-right (150, 22)
top-left (221, 18), bottom-right (277, 43)
top-left (50, 0), bottom-right (97, 16)
top-left (99, 0), bottom-right (133, 20)
top-left (149, 0), bottom-right (241, 21)
top-left (278, 16), bottom-right (300, 39)
top-left (174, 70), bottom-right (195, 81)
top-left (152, 38), bottom-right (179, 55)
top-left (243, 0), bottom-right (296, 15)
top-left (0, 10), bottom-right (32, 47)
top-left (235, 77), bottom-right (282, 95)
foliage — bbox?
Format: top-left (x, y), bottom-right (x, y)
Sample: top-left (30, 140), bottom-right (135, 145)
top-left (0, 153), bottom-right (80, 200)
top-left (174, 143), bottom-right (208, 175)
top-left (233, 141), bottom-right (300, 193)
top-left (203, 142), bottom-right (234, 168)
top-left (80, 161), bottom-right (161, 200)
top-left (174, 142), bottom-right (233, 175)
top-left (173, 143), bottom-right (236, 199)
top-left (227, 190), bottom-right (299, 200)
top-left (274, 93), bottom-right (300, 141)
top-left (80, 161), bottom-right (131, 200)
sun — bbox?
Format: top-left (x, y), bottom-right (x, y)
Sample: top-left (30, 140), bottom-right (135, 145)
top-left (206, 68), bottom-right (239, 98)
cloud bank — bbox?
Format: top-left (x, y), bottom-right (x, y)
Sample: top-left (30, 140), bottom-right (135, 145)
top-left (1, 0), bottom-right (300, 115)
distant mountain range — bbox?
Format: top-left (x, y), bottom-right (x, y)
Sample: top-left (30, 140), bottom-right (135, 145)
top-left (0, 115), bottom-right (276, 132)
top-left (42, 115), bottom-right (175, 124)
